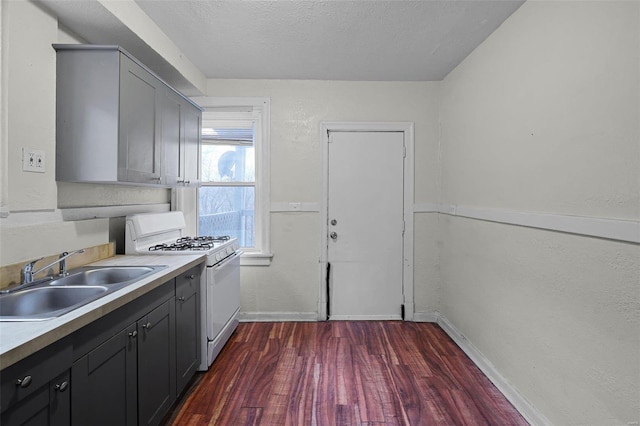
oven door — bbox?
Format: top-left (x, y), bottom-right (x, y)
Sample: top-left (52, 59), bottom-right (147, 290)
top-left (206, 251), bottom-right (240, 343)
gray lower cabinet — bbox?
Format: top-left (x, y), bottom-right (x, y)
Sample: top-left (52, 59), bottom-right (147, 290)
top-left (137, 299), bottom-right (176, 426)
top-left (0, 341), bottom-right (72, 426)
top-left (72, 300), bottom-right (176, 426)
top-left (0, 371), bottom-right (71, 426)
top-left (175, 270), bottom-right (200, 396)
top-left (1, 267), bottom-right (202, 426)
top-left (72, 323), bottom-right (138, 426)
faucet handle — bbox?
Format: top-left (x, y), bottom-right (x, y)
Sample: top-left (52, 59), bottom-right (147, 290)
top-left (22, 257), bottom-right (44, 271)
top-left (21, 257), bottom-right (44, 284)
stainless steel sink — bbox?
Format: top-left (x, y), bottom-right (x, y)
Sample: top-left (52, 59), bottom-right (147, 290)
top-left (49, 267), bottom-right (156, 286)
top-left (0, 265), bottom-right (165, 321)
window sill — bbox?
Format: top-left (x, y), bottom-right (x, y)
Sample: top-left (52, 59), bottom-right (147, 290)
top-left (240, 251), bottom-right (273, 266)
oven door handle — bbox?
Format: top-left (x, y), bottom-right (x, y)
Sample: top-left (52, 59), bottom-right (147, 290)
top-left (211, 251), bottom-right (240, 272)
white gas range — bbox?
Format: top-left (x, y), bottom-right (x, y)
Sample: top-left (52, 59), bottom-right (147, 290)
top-left (125, 211), bottom-right (240, 371)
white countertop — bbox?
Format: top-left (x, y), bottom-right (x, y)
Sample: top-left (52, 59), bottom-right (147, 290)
top-left (0, 254), bottom-right (206, 369)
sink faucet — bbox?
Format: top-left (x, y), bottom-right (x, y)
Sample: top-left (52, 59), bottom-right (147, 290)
top-left (21, 249), bottom-right (85, 285)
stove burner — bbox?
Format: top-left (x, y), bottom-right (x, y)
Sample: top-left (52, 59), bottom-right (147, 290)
top-left (148, 241), bottom-right (214, 251)
top-left (177, 235), bottom-right (230, 243)
top-left (147, 235), bottom-right (231, 252)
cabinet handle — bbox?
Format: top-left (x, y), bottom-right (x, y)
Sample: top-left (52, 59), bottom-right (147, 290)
top-left (142, 322), bottom-right (151, 329)
top-left (55, 381), bottom-right (69, 392)
top-left (150, 177), bottom-right (161, 182)
top-left (177, 180), bottom-right (185, 184)
top-left (184, 180), bottom-right (190, 185)
top-left (186, 274), bottom-right (195, 280)
top-left (178, 296), bottom-right (186, 302)
top-left (128, 330), bottom-right (138, 338)
top-left (15, 376), bottom-right (32, 388)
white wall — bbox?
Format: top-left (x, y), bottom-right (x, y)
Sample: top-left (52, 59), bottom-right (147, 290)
top-left (439, 1), bottom-right (639, 424)
top-left (206, 79), bottom-right (441, 317)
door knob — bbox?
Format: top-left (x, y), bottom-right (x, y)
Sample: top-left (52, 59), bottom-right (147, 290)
top-left (330, 219), bottom-right (337, 226)
top-left (330, 232), bottom-right (338, 240)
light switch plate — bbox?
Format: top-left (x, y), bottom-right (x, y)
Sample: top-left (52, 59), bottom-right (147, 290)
top-left (22, 148), bottom-right (45, 173)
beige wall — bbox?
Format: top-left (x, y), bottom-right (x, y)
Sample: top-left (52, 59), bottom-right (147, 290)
top-left (0, 2), bottom-right (170, 266)
top-left (439, 1), bottom-right (640, 424)
top-left (206, 79), bottom-right (442, 316)
top-left (3, 1), bottom-right (638, 423)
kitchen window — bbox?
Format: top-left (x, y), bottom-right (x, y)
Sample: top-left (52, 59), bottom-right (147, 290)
top-left (195, 97), bottom-right (271, 265)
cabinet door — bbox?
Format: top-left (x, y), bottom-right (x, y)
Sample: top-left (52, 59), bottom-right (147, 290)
top-left (175, 269), bottom-right (200, 395)
top-left (138, 299), bottom-right (176, 426)
top-left (72, 324), bottom-right (138, 426)
top-left (0, 371), bottom-right (69, 426)
top-left (161, 90), bottom-right (183, 186)
top-left (182, 102), bottom-right (201, 186)
top-left (1, 385), bottom-right (51, 426)
top-left (119, 55), bottom-right (162, 184)
top-left (48, 372), bottom-right (70, 426)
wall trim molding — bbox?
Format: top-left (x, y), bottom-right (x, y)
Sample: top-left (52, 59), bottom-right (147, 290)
top-left (238, 312), bottom-right (318, 322)
top-left (413, 203), bottom-right (639, 244)
top-left (414, 311), bottom-right (552, 426)
top-left (270, 202), bottom-right (320, 212)
top-left (0, 204), bottom-right (170, 226)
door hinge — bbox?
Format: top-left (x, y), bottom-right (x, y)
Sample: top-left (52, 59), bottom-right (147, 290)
top-left (402, 221), bottom-right (405, 235)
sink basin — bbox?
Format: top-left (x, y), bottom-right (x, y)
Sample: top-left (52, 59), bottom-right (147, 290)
top-left (0, 265), bottom-right (166, 321)
top-left (0, 286), bottom-right (107, 321)
top-left (49, 267), bottom-right (156, 286)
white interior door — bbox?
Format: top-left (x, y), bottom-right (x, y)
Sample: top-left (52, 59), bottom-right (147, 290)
top-left (327, 130), bottom-right (404, 320)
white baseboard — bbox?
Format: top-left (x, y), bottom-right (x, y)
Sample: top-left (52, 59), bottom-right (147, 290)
top-left (238, 311), bottom-right (318, 322)
top-left (435, 314), bottom-right (551, 426)
top-left (412, 311), bottom-right (440, 322)
top-left (329, 314), bottom-right (403, 320)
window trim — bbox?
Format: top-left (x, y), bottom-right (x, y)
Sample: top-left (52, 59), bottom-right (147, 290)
top-left (192, 97), bottom-right (272, 266)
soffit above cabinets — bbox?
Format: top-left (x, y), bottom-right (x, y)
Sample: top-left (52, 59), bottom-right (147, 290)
top-left (34, 0), bottom-right (205, 96)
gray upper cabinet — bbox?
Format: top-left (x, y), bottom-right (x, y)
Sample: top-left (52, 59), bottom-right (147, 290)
top-left (161, 91), bottom-right (201, 187)
top-left (54, 45), bottom-right (202, 187)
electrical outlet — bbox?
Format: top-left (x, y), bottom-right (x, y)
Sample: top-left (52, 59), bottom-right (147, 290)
top-left (22, 148), bottom-right (45, 173)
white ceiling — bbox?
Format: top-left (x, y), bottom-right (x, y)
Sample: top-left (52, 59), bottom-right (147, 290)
top-left (135, 0), bottom-right (524, 81)
top-left (37, 0), bottom-right (524, 90)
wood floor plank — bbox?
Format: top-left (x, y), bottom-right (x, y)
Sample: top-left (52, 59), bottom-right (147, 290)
top-left (241, 334), bottom-right (282, 408)
top-left (233, 407), bottom-right (263, 426)
top-left (353, 345), bottom-right (388, 423)
top-left (167, 321), bottom-right (528, 426)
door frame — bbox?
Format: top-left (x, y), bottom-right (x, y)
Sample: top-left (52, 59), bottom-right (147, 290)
top-left (318, 122), bottom-right (414, 321)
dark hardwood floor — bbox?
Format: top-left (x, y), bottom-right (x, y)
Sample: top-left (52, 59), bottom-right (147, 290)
top-left (168, 321), bottom-right (528, 425)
